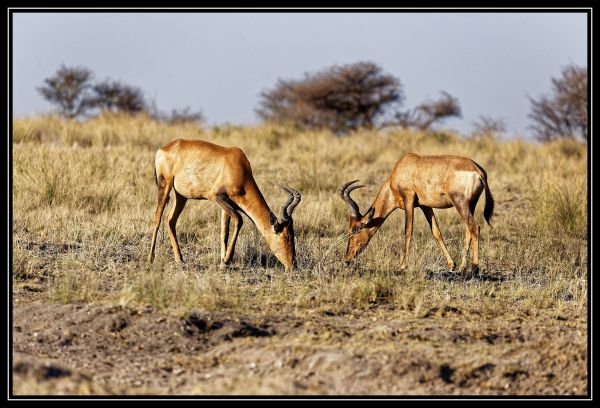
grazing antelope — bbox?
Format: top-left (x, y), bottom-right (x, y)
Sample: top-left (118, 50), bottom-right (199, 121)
top-left (148, 139), bottom-right (301, 272)
top-left (339, 153), bottom-right (494, 273)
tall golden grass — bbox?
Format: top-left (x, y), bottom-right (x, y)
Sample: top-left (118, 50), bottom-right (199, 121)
top-left (13, 113), bottom-right (588, 317)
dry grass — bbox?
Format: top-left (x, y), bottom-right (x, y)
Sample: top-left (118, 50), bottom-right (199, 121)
top-left (12, 113), bottom-right (588, 317)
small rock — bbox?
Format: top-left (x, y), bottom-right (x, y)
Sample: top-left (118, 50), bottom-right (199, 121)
top-left (110, 315), bottom-right (129, 333)
top-left (38, 364), bottom-right (71, 380)
top-left (58, 336), bottom-right (73, 347)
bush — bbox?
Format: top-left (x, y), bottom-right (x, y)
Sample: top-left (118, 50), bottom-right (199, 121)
top-left (529, 64), bottom-right (588, 142)
top-left (256, 61), bottom-right (402, 133)
top-left (38, 65), bottom-right (95, 119)
top-left (395, 91), bottom-right (461, 131)
top-left (471, 115), bottom-right (507, 138)
top-left (91, 80), bottom-right (146, 114)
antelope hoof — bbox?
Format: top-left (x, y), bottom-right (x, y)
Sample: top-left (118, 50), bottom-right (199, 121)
top-left (447, 260), bottom-right (456, 271)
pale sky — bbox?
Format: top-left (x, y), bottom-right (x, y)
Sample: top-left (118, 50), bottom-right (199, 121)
top-left (12, 12), bottom-right (588, 138)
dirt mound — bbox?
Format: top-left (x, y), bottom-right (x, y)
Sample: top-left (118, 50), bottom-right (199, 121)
top-left (12, 296), bottom-right (588, 395)
top-left (12, 354), bottom-right (113, 395)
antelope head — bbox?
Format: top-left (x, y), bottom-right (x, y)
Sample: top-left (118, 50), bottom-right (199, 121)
top-left (268, 186), bottom-right (302, 271)
top-left (339, 180), bottom-right (377, 262)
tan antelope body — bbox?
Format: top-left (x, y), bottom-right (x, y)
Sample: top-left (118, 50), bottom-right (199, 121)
top-left (340, 153), bottom-right (494, 273)
top-left (148, 139), bottom-right (301, 271)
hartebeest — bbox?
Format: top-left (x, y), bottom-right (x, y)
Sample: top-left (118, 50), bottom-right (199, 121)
top-left (340, 153), bottom-right (494, 273)
top-left (148, 139), bottom-right (301, 271)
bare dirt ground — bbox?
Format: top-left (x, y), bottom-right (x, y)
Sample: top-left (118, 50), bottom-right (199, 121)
top-left (12, 288), bottom-right (587, 396)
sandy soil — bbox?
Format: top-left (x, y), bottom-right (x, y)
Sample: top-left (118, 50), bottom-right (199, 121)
top-left (12, 289), bottom-right (588, 396)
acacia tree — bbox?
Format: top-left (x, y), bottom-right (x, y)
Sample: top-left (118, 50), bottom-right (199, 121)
top-left (257, 62), bottom-right (403, 133)
top-left (91, 80), bottom-right (147, 114)
top-left (471, 115), bottom-right (507, 137)
top-left (529, 64), bottom-right (588, 142)
top-left (395, 92), bottom-right (462, 131)
top-left (38, 65), bottom-right (95, 118)
top-left (39, 66), bottom-right (149, 119)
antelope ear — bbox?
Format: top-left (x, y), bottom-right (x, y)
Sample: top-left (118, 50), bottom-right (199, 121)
top-left (270, 212), bottom-right (286, 233)
top-left (269, 211), bottom-right (278, 226)
top-left (362, 207), bottom-right (375, 225)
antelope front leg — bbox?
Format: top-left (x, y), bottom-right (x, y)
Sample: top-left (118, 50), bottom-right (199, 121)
top-left (222, 211), bottom-right (243, 265)
top-left (220, 210), bottom-right (230, 268)
top-left (216, 194), bottom-right (243, 268)
top-left (166, 191), bottom-right (188, 266)
top-left (400, 198), bottom-right (415, 270)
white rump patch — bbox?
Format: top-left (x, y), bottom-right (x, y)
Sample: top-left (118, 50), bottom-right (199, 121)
top-left (455, 171), bottom-right (480, 197)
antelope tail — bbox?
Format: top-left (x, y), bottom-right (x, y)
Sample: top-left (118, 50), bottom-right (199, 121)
top-left (481, 177), bottom-right (494, 227)
top-left (473, 162), bottom-right (494, 228)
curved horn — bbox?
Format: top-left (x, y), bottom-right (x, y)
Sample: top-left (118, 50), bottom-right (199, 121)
top-left (284, 186), bottom-right (302, 218)
top-left (339, 180), bottom-right (364, 218)
top-left (278, 186), bottom-right (294, 221)
top-left (278, 186), bottom-right (301, 221)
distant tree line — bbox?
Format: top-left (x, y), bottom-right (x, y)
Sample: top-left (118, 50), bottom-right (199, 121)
top-left (38, 65), bottom-right (204, 124)
top-left (39, 61), bottom-right (587, 142)
top-left (257, 61), bottom-right (587, 142)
